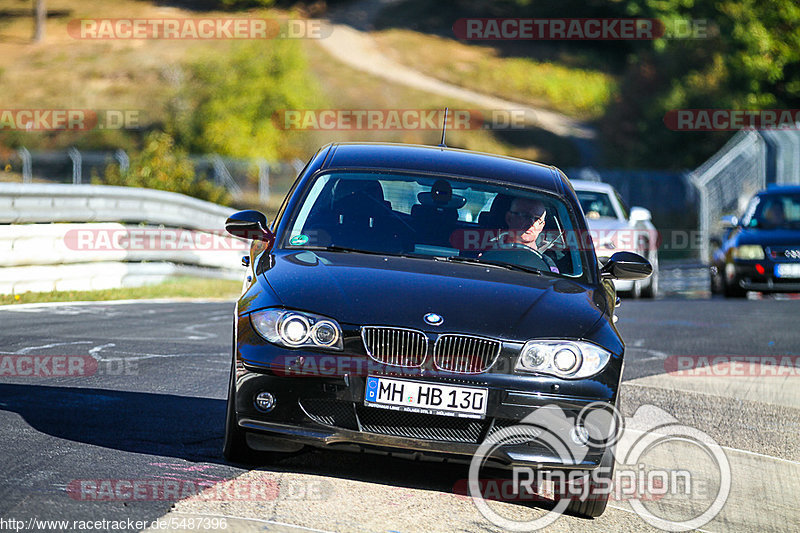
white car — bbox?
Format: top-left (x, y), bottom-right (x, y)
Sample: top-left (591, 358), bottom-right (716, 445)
top-left (571, 180), bottom-right (659, 298)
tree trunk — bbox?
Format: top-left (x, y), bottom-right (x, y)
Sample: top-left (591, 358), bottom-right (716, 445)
top-left (33, 0), bottom-right (46, 42)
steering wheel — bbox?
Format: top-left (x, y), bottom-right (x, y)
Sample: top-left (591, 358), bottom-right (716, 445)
top-left (480, 242), bottom-right (551, 271)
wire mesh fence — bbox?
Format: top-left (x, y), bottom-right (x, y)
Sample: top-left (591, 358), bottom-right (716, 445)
top-left (690, 130), bottom-right (767, 263)
top-left (761, 129), bottom-right (800, 186)
top-left (0, 147), bottom-right (303, 204)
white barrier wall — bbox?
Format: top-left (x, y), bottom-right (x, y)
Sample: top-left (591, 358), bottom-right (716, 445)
top-left (0, 184), bottom-right (247, 295)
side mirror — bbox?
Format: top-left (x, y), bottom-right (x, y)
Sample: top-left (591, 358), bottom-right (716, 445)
top-left (629, 207), bottom-right (652, 223)
top-left (720, 215), bottom-right (738, 229)
top-left (225, 210), bottom-right (274, 245)
top-left (601, 251), bottom-right (652, 281)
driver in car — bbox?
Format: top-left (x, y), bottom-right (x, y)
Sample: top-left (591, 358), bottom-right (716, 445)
top-left (504, 198), bottom-right (547, 249)
top-left (484, 198), bottom-right (560, 273)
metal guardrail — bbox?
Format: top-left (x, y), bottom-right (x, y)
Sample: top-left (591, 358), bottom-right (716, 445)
top-left (0, 183), bottom-right (244, 295)
top-left (0, 182), bottom-right (234, 229)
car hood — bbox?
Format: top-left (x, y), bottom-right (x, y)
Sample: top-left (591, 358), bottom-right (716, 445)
top-left (735, 228), bottom-right (800, 247)
top-left (584, 218), bottom-right (628, 232)
top-left (254, 250), bottom-right (608, 341)
top-left (583, 218), bottom-right (636, 252)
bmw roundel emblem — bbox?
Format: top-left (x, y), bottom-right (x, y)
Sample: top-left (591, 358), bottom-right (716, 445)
top-left (424, 313), bottom-right (444, 326)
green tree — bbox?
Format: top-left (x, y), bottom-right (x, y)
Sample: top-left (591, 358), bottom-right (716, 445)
top-left (601, 0), bottom-right (800, 168)
top-left (100, 131), bottom-right (231, 205)
top-left (168, 40), bottom-right (324, 161)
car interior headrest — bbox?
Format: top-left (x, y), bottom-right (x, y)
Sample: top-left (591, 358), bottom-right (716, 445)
top-left (332, 179), bottom-right (386, 204)
top-left (417, 179), bottom-right (466, 209)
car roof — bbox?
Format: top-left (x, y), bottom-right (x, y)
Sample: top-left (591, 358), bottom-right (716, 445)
top-left (569, 179), bottom-right (617, 194)
top-left (319, 142), bottom-right (565, 193)
top-left (759, 185), bottom-right (800, 195)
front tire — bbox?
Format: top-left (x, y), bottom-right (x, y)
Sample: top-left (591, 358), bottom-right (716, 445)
top-left (564, 446), bottom-right (615, 518)
top-left (722, 272), bottom-right (747, 298)
top-left (628, 279), bottom-right (642, 299)
top-left (222, 357), bottom-right (256, 463)
top-left (641, 251), bottom-right (659, 298)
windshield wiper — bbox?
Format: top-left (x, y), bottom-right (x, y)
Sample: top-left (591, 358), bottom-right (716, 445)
top-left (299, 245), bottom-right (367, 254)
top-left (439, 255), bottom-right (543, 275)
top-left (297, 245), bottom-right (424, 260)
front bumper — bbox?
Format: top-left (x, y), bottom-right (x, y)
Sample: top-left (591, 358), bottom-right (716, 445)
top-left (234, 316), bottom-right (622, 470)
top-left (729, 260), bottom-right (800, 292)
top-left (235, 371), bottom-right (611, 470)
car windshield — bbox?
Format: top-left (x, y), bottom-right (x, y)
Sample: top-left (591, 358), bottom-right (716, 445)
top-left (283, 172), bottom-right (586, 278)
top-left (576, 190), bottom-right (617, 220)
top-left (742, 193), bottom-right (800, 229)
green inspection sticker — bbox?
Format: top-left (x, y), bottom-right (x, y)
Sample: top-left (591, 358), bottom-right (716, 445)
top-left (289, 234), bottom-right (309, 246)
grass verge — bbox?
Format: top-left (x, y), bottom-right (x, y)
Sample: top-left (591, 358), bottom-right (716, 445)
top-left (0, 277), bottom-right (241, 305)
top-left (372, 29), bottom-right (616, 120)
top-left (303, 39), bottom-right (581, 166)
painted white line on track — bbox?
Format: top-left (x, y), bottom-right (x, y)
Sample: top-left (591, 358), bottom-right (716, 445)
top-left (0, 298), bottom-right (234, 311)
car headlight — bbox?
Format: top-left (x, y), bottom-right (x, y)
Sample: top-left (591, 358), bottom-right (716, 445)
top-left (515, 340), bottom-right (611, 379)
top-left (250, 309), bottom-right (343, 350)
top-left (732, 245), bottom-right (764, 260)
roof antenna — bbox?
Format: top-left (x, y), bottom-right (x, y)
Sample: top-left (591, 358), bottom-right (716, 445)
top-left (438, 107), bottom-right (448, 148)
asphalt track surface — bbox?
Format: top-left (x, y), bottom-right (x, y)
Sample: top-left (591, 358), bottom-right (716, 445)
top-left (0, 295), bottom-right (798, 532)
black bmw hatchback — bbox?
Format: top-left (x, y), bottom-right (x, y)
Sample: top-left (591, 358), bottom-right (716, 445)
top-left (223, 142), bottom-right (651, 517)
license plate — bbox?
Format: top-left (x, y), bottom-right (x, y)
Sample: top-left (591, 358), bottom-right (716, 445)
top-left (364, 376), bottom-right (488, 419)
top-left (775, 263), bottom-right (800, 278)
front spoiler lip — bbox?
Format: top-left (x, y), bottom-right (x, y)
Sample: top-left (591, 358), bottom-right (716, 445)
top-left (740, 279), bottom-right (800, 292)
top-left (238, 418), bottom-right (602, 470)
top-left (732, 263), bottom-right (800, 291)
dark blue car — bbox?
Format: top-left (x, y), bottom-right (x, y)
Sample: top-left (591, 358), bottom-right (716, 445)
top-left (711, 185), bottom-right (800, 297)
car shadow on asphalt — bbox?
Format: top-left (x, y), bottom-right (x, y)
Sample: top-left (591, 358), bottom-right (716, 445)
top-left (0, 383), bottom-right (227, 464)
top-left (0, 382), bottom-right (569, 517)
